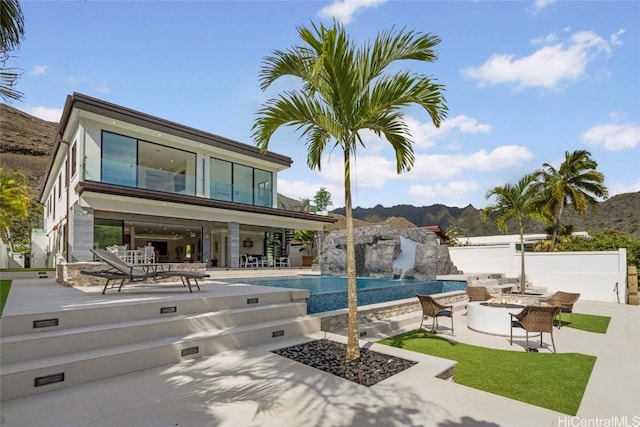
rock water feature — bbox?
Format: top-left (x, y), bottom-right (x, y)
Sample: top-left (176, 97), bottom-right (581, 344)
top-left (320, 225), bottom-right (460, 279)
top-left (272, 226), bottom-right (460, 386)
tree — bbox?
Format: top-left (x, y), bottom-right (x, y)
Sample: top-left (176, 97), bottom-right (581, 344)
top-left (253, 22), bottom-right (447, 360)
top-left (313, 187), bottom-right (332, 212)
top-left (537, 150), bottom-right (608, 250)
top-left (557, 231), bottom-right (640, 270)
top-left (0, 167), bottom-right (30, 252)
top-left (482, 173), bottom-right (549, 294)
top-left (294, 229), bottom-right (316, 257)
top-left (1, 0), bottom-right (25, 102)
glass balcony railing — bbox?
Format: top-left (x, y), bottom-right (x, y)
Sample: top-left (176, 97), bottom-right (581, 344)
top-left (84, 157), bottom-right (196, 196)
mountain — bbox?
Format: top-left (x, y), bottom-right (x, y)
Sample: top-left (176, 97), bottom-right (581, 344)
top-left (2, 103), bottom-right (638, 242)
top-left (332, 192), bottom-right (640, 239)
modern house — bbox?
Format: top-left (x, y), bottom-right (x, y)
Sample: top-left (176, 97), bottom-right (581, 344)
top-left (38, 93), bottom-right (335, 268)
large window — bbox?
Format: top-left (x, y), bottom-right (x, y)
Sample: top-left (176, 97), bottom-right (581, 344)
top-left (99, 131), bottom-right (196, 195)
top-left (254, 169), bottom-right (272, 207)
top-left (209, 157), bottom-right (274, 206)
top-left (102, 131), bottom-right (137, 187)
top-left (94, 218), bottom-right (123, 250)
top-left (210, 158), bottom-right (232, 201)
top-left (233, 164), bottom-right (253, 205)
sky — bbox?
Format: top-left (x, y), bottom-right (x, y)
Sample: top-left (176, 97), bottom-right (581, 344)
top-left (10, 0), bottom-right (640, 210)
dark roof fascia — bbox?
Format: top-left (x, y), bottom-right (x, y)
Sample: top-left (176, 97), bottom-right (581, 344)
top-left (71, 93), bottom-right (292, 166)
top-left (76, 181), bottom-right (337, 224)
top-left (39, 92), bottom-right (294, 201)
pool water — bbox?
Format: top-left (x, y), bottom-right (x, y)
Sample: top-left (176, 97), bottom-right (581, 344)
top-left (223, 276), bottom-right (466, 314)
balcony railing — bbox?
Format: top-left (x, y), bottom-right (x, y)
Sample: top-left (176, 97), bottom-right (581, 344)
top-left (84, 157), bottom-right (196, 196)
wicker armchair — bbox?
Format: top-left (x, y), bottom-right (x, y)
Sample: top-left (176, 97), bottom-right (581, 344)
top-left (417, 294), bottom-right (454, 334)
top-left (540, 291), bottom-right (581, 328)
top-left (466, 286), bottom-right (492, 302)
top-left (510, 305), bottom-right (561, 352)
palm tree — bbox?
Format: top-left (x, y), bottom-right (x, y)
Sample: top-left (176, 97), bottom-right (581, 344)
top-left (0, 167), bottom-right (30, 252)
top-left (537, 150), bottom-right (608, 249)
top-left (253, 22), bottom-right (447, 360)
top-left (482, 173), bottom-right (549, 294)
top-left (1, 0), bottom-right (25, 102)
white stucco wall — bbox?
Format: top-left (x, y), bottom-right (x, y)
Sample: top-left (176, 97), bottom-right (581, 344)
top-left (449, 244), bottom-right (627, 303)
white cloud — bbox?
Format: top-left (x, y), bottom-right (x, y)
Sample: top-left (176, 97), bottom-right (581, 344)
top-left (318, 0), bottom-right (387, 24)
top-left (461, 30), bottom-right (612, 90)
top-left (277, 178), bottom-right (342, 207)
top-left (405, 114), bottom-right (492, 149)
top-left (530, 0), bottom-right (556, 13)
top-left (610, 28), bottom-right (626, 46)
top-left (411, 145), bottom-right (534, 179)
top-left (67, 76), bottom-right (110, 94)
top-left (582, 122), bottom-right (640, 151)
top-left (608, 181), bottom-right (640, 197)
top-left (408, 181), bottom-right (480, 206)
top-left (28, 65), bottom-right (49, 76)
top-left (20, 106), bottom-right (63, 122)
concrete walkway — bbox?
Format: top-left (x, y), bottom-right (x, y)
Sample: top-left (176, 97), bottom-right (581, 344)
top-left (1, 274), bottom-right (638, 427)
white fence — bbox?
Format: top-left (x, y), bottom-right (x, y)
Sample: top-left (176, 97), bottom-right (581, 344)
top-left (449, 243), bottom-right (627, 303)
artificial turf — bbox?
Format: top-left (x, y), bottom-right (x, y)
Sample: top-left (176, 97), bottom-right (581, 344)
top-left (379, 329), bottom-right (596, 415)
top-left (0, 279), bottom-right (11, 316)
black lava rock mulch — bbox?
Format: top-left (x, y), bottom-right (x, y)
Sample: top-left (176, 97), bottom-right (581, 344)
top-left (272, 339), bottom-right (417, 386)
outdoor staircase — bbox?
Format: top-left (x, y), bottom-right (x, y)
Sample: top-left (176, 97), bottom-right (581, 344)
top-left (0, 287), bottom-right (320, 401)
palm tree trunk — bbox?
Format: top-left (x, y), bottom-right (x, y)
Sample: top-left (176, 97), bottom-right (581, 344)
top-left (344, 147), bottom-right (360, 361)
top-left (550, 198), bottom-right (565, 250)
top-left (518, 220), bottom-right (526, 294)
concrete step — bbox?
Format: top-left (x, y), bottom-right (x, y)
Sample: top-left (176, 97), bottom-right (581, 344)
top-left (0, 287), bottom-right (301, 336)
top-left (0, 302), bottom-right (307, 364)
top-left (1, 315), bottom-right (321, 401)
top-left (0, 271), bottom-right (54, 280)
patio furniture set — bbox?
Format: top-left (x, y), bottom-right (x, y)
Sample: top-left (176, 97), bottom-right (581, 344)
top-left (81, 249), bottom-right (209, 295)
top-left (417, 286), bottom-right (581, 353)
top-left (241, 254), bottom-right (290, 268)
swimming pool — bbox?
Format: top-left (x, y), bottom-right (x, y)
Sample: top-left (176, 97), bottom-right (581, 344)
top-left (223, 276), bottom-right (467, 314)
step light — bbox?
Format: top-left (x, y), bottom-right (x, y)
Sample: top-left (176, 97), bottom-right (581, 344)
top-left (33, 318), bottom-right (59, 329)
top-left (34, 372), bottom-right (65, 387)
top-left (181, 346), bottom-right (199, 357)
top-left (272, 330), bottom-right (285, 338)
top-left (160, 306), bottom-right (177, 314)
top-left (247, 298), bottom-right (259, 304)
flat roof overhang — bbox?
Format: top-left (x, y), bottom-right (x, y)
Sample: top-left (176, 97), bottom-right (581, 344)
top-left (77, 181), bottom-right (336, 231)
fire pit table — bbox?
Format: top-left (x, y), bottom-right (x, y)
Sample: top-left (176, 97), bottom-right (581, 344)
top-left (467, 301), bottom-right (539, 337)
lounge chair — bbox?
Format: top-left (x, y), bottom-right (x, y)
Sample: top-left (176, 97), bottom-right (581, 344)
top-left (417, 294), bottom-right (454, 334)
top-left (539, 291), bottom-right (580, 328)
top-left (466, 286), bottom-right (492, 302)
top-left (510, 305), bottom-right (561, 352)
top-left (82, 249), bottom-right (209, 294)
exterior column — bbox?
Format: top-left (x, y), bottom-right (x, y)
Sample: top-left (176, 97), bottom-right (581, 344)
top-left (69, 204), bottom-right (94, 262)
top-left (202, 224), bottom-right (212, 267)
top-left (228, 222), bottom-right (240, 268)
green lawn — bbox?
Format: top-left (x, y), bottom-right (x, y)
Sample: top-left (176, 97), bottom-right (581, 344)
top-left (560, 312), bottom-right (610, 333)
top-left (379, 329), bottom-right (596, 415)
top-left (0, 279), bottom-right (11, 316)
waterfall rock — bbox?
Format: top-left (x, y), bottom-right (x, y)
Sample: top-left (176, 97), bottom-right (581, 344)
top-left (320, 225), bottom-right (460, 279)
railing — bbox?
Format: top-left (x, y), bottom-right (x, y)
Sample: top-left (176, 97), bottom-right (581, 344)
top-left (84, 157), bottom-right (196, 196)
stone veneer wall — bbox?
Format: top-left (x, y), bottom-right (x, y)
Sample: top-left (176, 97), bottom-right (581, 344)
top-left (57, 262), bottom-right (207, 287)
top-left (319, 290), bottom-right (467, 332)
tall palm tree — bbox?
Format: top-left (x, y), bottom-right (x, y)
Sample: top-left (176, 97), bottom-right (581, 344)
top-left (0, 167), bottom-right (30, 252)
top-left (537, 150), bottom-right (608, 249)
top-left (1, 0), bottom-right (25, 102)
top-left (253, 21), bottom-right (447, 360)
top-left (482, 173), bottom-right (548, 294)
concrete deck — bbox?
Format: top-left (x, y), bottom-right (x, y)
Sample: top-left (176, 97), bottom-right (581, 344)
top-left (1, 271), bottom-right (638, 427)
